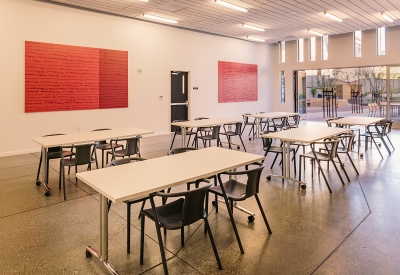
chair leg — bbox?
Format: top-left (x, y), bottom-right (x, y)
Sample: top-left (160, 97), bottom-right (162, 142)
top-left (170, 132), bottom-right (177, 150)
top-left (181, 227), bottom-right (185, 247)
top-left (127, 203), bottom-right (131, 254)
top-left (59, 161), bottom-right (62, 190)
top-left (62, 165), bottom-right (67, 200)
top-left (204, 217), bottom-right (223, 270)
top-left (239, 135), bottom-right (246, 152)
top-left (331, 160), bottom-right (346, 185)
top-left (346, 152), bottom-right (359, 175)
top-left (336, 155), bottom-right (350, 182)
top-left (371, 136), bottom-right (384, 159)
top-left (137, 200), bottom-right (146, 219)
top-left (255, 194), bottom-right (272, 234)
top-left (155, 222), bottom-right (169, 274)
top-left (140, 215), bottom-right (145, 265)
top-left (270, 154), bottom-right (279, 169)
top-left (36, 152), bottom-right (43, 182)
top-left (315, 159), bottom-right (332, 193)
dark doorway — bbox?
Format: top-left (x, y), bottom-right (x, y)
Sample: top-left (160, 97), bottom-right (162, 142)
top-left (171, 71), bottom-right (189, 131)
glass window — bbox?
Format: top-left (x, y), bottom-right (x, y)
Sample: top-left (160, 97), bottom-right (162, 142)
top-left (280, 41), bottom-right (286, 63)
top-left (298, 39), bottom-right (304, 62)
top-left (377, 27), bottom-right (386, 56)
top-left (309, 37), bottom-right (316, 61)
top-left (280, 71), bottom-right (285, 104)
top-left (322, 35), bottom-right (328, 60)
top-left (354, 30), bottom-right (362, 58)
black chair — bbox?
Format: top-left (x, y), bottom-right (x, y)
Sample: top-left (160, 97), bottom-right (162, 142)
top-left (59, 143), bottom-right (98, 200)
top-left (288, 114), bottom-right (301, 128)
top-left (92, 128), bottom-right (123, 168)
top-left (106, 157), bottom-right (148, 254)
top-left (271, 116), bottom-right (289, 131)
top-left (140, 184), bottom-right (222, 275)
top-left (298, 138), bottom-right (345, 193)
top-left (170, 120), bottom-right (197, 150)
top-left (241, 113), bottom-right (256, 139)
top-left (206, 163), bottom-right (272, 254)
top-left (35, 134), bottom-right (74, 187)
top-left (261, 131), bottom-right (296, 175)
top-left (336, 132), bottom-right (359, 177)
top-left (106, 136), bottom-right (142, 163)
top-left (192, 117), bottom-right (211, 145)
top-left (195, 125), bottom-right (222, 148)
top-left (359, 120), bottom-right (394, 158)
top-left (257, 112), bottom-right (274, 132)
top-left (220, 122), bottom-right (246, 151)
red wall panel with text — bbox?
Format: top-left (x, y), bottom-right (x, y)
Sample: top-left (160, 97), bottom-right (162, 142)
top-left (25, 41), bottom-right (128, 112)
top-left (218, 61), bottom-right (258, 103)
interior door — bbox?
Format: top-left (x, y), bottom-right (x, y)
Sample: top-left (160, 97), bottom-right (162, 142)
top-left (171, 71), bottom-right (189, 131)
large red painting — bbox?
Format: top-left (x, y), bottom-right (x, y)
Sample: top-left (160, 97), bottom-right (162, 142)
top-left (218, 61), bottom-right (258, 103)
top-left (25, 41), bottom-right (128, 112)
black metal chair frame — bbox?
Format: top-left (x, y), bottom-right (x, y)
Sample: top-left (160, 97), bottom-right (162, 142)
top-left (59, 143), bottom-right (98, 200)
top-left (106, 136), bottom-right (142, 163)
top-left (220, 122), bottom-right (246, 152)
top-left (195, 125), bottom-right (222, 148)
top-left (92, 128), bottom-right (124, 168)
top-left (140, 183), bottom-right (222, 275)
top-left (241, 113), bottom-right (256, 139)
top-left (170, 120), bottom-right (197, 150)
top-left (206, 163), bottom-right (272, 254)
top-left (359, 120), bottom-right (394, 158)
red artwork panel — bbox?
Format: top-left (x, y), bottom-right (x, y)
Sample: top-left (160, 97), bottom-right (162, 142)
top-left (218, 61), bottom-right (258, 103)
top-left (25, 41), bottom-right (128, 112)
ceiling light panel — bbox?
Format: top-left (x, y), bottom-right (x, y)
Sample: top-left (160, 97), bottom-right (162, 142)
top-left (215, 0), bottom-right (247, 12)
top-left (242, 24), bottom-right (265, 32)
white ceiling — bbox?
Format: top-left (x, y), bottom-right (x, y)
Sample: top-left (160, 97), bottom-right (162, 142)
top-left (45, 0), bottom-right (400, 43)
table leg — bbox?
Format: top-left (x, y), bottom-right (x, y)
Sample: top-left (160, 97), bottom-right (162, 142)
top-left (86, 194), bottom-right (119, 275)
top-left (266, 141), bottom-right (306, 189)
top-left (255, 118), bottom-right (261, 138)
top-left (181, 127), bottom-right (186, 148)
top-left (37, 146), bottom-right (52, 196)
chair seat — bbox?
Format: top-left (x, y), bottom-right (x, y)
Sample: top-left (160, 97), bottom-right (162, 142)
top-left (220, 131), bottom-right (236, 136)
top-left (264, 145), bottom-right (295, 153)
top-left (47, 150), bottom-right (74, 160)
top-left (142, 198), bottom-right (184, 229)
top-left (301, 151), bottom-right (330, 161)
top-left (63, 157), bottom-right (96, 166)
top-left (209, 179), bottom-right (246, 201)
top-left (96, 143), bottom-right (123, 150)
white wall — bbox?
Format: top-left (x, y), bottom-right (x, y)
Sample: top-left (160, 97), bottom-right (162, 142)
top-left (272, 26), bottom-right (400, 110)
top-left (0, 0), bottom-right (273, 156)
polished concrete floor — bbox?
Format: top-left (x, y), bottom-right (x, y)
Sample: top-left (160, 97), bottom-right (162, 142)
top-left (0, 120), bottom-right (399, 274)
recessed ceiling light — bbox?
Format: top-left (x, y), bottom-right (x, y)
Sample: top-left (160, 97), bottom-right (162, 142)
top-left (381, 12), bottom-right (394, 23)
top-left (242, 24), bottom-right (265, 32)
top-left (140, 0), bottom-right (148, 2)
top-left (324, 11), bottom-right (342, 22)
top-left (247, 36), bottom-right (265, 42)
top-left (143, 14), bottom-right (177, 24)
top-left (308, 29), bottom-right (323, 36)
top-left (215, 0), bottom-right (247, 12)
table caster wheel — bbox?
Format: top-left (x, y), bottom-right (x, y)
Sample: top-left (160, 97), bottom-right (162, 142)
top-left (360, 153), bottom-right (364, 158)
top-left (249, 138), bottom-right (252, 141)
top-left (266, 176), bottom-right (271, 181)
top-left (36, 181), bottom-right (41, 186)
top-left (301, 185), bottom-right (306, 190)
top-left (248, 216), bottom-right (255, 222)
top-left (86, 250), bottom-right (92, 258)
top-left (44, 191), bottom-right (50, 197)
top-left (212, 201), bottom-right (216, 207)
top-left (237, 146), bottom-right (240, 149)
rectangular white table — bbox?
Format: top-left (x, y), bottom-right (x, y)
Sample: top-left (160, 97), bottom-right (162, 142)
top-left (32, 127), bottom-right (153, 196)
top-left (77, 146), bottom-right (264, 274)
top-left (261, 125), bottom-right (350, 191)
top-left (329, 116), bottom-right (386, 158)
top-left (171, 118), bottom-right (242, 147)
top-left (245, 112), bottom-right (297, 138)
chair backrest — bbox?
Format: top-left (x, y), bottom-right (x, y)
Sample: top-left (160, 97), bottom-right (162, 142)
top-left (111, 136), bottom-right (141, 156)
top-left (337, 132), bottom-right (356, 153)
top-left (289, 114), bottom-right (301, 127)
top-left (43, 134), bottom-right (65, 154)
top-left (311, 138), bottom-right (340, 159)
top-left (245, 164), bottom-right (265, 197)
top-left (150, 183), bottom-right (212, 228)
top-left (167, 147), bottom-right (197, 155)
top-left (242, 113), bottom-right (251, 123)
top-left (261, 131), bottom-right (272, 151)
top-left (92, 128), bottom-right (111, 145)
top-left (73, 143), bottom-right (96, 165)
top-left (380, 120), bottom-right (393, 135)
top-left (233, 122), bottom-right (243, 135)
top-left (209, 125), bottom-right (221, 139)
top-left (107, 157), bottom-right (146, 167)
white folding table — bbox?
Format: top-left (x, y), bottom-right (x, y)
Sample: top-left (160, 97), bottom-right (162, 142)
top-left (261, 125), bottom-right (351, 191)
top-left (245, 112), bottom-right (297, 138)
top-left (77, 146), bottom-right (264, 274)
top-left (170, 118), bottom-right (242, 147)
top-left (32, 127), bottom-right (153, 196)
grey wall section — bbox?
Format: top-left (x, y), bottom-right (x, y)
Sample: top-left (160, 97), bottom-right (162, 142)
top-left (0, 0), bottom-right (274, 156)
top-left (272, 26), bottom-right (400, 111)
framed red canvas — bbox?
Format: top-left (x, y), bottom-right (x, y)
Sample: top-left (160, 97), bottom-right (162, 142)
top-left (218, 61), bottom-right (258, 103)
top-left (25, 41), bottom-right (128, 112)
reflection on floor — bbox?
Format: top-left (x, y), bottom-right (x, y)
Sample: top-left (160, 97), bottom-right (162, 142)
top-left (0, 120), bottom-right (399, 274)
